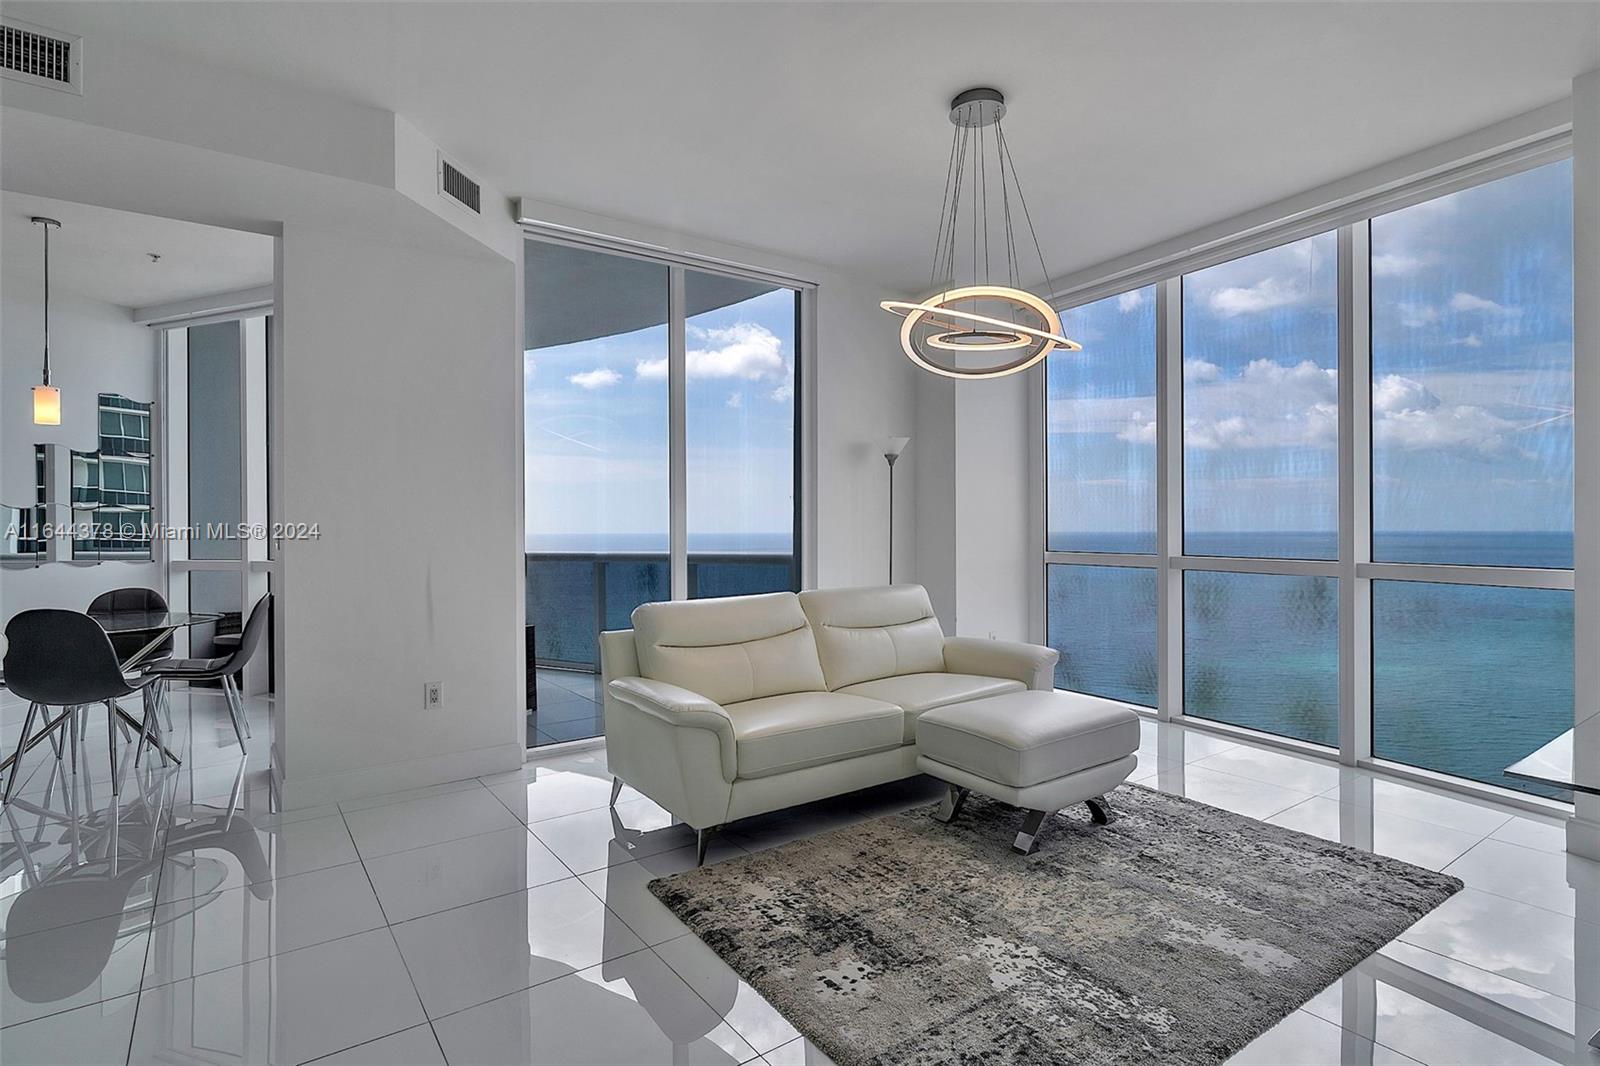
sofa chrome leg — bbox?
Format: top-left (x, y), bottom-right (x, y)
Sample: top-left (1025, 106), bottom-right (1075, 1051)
top-left (1086, 795), bottom-right (1111, 825)
top-left (934, 784), bottom-right (968, 824)
top-left (609, 776), bottom-right (623, 808)
top-left (1012, 809), bottom-right (1048, 855)
top-left (696, 826), bottom-right (718, 867)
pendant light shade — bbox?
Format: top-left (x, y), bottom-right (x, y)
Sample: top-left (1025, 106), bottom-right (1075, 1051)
top-left (31, 385), bottom-right (61, 426)
top-left (882, 88), bottom-right (1079, 380)
top-left (30, 216), bottom-right (62, 425)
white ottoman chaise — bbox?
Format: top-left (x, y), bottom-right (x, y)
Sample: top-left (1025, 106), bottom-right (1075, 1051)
top-left (914, 690), bottom-right (1141, 854)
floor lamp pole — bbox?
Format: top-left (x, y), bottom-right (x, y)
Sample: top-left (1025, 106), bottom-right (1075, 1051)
top-left (886, 453), bottom-right (898, 584)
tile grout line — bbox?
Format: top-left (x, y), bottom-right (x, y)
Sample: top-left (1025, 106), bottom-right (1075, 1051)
top-left (336, 793), bottom-right (448, 1065)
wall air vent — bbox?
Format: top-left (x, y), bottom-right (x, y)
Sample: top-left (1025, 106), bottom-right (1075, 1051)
top-left (438, 154), bottom-right (482, 215)
top-left (1, 18), bottom-right (82, 95)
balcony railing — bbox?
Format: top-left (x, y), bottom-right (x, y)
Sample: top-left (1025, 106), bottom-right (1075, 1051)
top-left (526, 551), bottom-right (798, 671)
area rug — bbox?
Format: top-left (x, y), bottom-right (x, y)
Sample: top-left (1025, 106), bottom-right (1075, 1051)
top-left (648, 784), bottom-right (1462, 1066)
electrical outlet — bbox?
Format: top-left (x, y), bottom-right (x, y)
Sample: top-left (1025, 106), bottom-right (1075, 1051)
top-left (424, 682), bottom-right (443, 710)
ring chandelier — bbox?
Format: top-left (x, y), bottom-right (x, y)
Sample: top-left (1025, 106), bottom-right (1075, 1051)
top-left (881, 87), bottom-right (1080, 380)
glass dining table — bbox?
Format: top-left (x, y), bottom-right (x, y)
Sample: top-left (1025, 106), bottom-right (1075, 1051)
top-left (0, 610), bottom-right (220, 776)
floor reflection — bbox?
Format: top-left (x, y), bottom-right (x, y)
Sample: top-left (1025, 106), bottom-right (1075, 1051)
top-left (2, 694), bottom-right (1596, 1065)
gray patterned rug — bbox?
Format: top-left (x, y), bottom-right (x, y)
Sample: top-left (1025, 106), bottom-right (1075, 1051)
top-left (649, 784), bottom-right (1462, 1066)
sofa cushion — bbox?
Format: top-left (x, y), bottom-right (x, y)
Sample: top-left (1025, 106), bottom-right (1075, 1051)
top-left (798, 585), bottom-right (947, 690)
top-left (915, 690), bottom-right (1141, 788)
top-left (726, 691), bottom-right (905, 779)
top-left (632, 592), bottom-right (827, 707)
top-left (839, 672), bottom-right (1025, 742)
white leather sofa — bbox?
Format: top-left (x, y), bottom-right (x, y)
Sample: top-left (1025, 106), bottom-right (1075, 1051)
top-left (600, 584), bottom-right (1059, 861)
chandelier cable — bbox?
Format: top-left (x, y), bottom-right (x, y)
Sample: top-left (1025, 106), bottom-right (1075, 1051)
top-left (996, 122), bottom-right (1053, 297)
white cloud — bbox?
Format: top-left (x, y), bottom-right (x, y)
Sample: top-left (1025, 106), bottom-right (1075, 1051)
top-left (1183, 359), bottom-right (1338, 450)
top-left (1117, 411), bottom-right (1157, 444)
top-left (1371, 252), bottom-right (1429, 278)
top-left (1450, 292), bottom-right (1516, 315)
top-left (1116, 289), bottom-right (1148, 313)
top-left (725, 392), bottom-right (742, 409)
top-left (1370, 373), bottom-right (1520, 456)
top-left (770, 382), bottom-right (794, 402)
top-left (1183, 359), bottom-right (1221, 384)
top-left (1397, 302), bottom-right (1440, 328)
top-left (1449, 334), bottom-right (1484, 348)
top-left (636, 322), bottom-right (787, 382)
top-left (568, 368), bottom-right (621, 390)
top-left (1208, 276), bottom-right (1305, 317)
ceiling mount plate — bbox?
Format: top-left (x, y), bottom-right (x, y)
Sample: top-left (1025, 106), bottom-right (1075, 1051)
top-left (949, 87), bottom-right (1005, 128)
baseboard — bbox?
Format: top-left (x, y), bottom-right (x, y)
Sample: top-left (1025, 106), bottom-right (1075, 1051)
top-left (275, 741), bottom-right (525, 809)
top-left (1568, 812), bottom-right (1600, 862)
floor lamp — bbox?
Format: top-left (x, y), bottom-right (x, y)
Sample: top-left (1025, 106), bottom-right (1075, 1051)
top-left (883, 436), bottom-right (910, 583)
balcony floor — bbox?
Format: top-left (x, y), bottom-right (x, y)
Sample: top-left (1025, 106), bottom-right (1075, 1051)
top-left (530, 668), bottom-right (604, 747)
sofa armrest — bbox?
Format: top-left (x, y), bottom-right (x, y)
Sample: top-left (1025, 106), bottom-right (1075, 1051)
top-left (608, 677), bottom-right (738, 781)
top-left (942, 636), bottom-right (1059, 691)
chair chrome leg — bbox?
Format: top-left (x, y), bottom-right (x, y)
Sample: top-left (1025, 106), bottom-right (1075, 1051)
top-left (135, 689), bottom-right (155, 768)
top-left (106, 700), bottom-right (120, 797)
top-left (46, 714), bottom-right (63, 762)
top-left (934, 784), bottom-right (968, 824)
top-left (3, 703), bottom-right (41, 804)
top-left (68, 704), bottom-right (79, 775)
top-left (223, 676), bottom-right (251, 743)
top-left (219, 676), bottom-right (247, 748)
top-left (160, 681), bottom-right (173, 732)
top-left (1012, 808), bottom-right (1048, 855)
top-left (1085, 795), bottom-right (1111, 825)
top-left (609, 777), bottom-right (623, 807)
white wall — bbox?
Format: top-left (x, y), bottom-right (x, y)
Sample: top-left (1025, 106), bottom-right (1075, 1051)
top-left (812, 281), bottom-right (918, 590)
top-left (0, 254), bottom-right (161, 618)
top-left (272, 226), bottom-right (524, 801)
top-left (913, 366), bottom-right (1037, 642)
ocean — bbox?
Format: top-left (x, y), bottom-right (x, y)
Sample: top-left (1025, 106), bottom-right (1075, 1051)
top-left (1047, 530), bottom-right (1574, 799)
top-left (527, 528), bottom-right (1574, 800)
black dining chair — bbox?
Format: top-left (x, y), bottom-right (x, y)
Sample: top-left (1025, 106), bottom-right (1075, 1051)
top-left (87, 586), bottom-right (177, 732)
top-left (2, 610), bottom-right (164, 803)
top-left (144, 594), bottom-right (271, 750)
top-left (86, 588), bottom-right (174, 664)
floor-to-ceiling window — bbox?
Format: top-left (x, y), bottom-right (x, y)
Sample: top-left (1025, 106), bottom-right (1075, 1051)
top-left (1367, 160), bottom-right (1574, 796)
top-left (524, 238), bottom-right (805, 748)
top-left (1045, 155), bottom-right (1574, 802)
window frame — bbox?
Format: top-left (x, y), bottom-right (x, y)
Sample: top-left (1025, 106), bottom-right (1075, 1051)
top-left (521, 230), bottom-right (815, 604)
top-left (1040, 148), bottom-right (1576, 815)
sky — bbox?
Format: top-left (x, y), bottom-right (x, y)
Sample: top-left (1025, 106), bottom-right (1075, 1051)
top-left (1048, 159), bottom-right (1574, 556)
top-left (524, 284), bottom-right (796, 552)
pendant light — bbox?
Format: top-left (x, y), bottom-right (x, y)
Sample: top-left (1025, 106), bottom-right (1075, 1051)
top-left (882, 88), bottom-right (1080, 380)
top-left (30, 216), bottom-right (62, 425)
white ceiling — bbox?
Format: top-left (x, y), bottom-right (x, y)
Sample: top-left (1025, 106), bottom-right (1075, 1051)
top-left (0, 192), bottom-right (273, 308)
top-left (11, 2), bottom-right (1600, 291)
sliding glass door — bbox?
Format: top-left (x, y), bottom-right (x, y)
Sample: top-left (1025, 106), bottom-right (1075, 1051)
top-left (523, 239), bottom-right (804, 748)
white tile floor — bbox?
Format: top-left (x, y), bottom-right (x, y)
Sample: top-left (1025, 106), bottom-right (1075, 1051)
top-left (2, 687), bottom-right (1598, 1065)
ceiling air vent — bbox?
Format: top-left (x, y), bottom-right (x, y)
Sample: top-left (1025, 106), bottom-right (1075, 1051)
top-left (1, 18), bottom-right (82, 95)
top-left (437, 154), bottom-right (481, 215)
